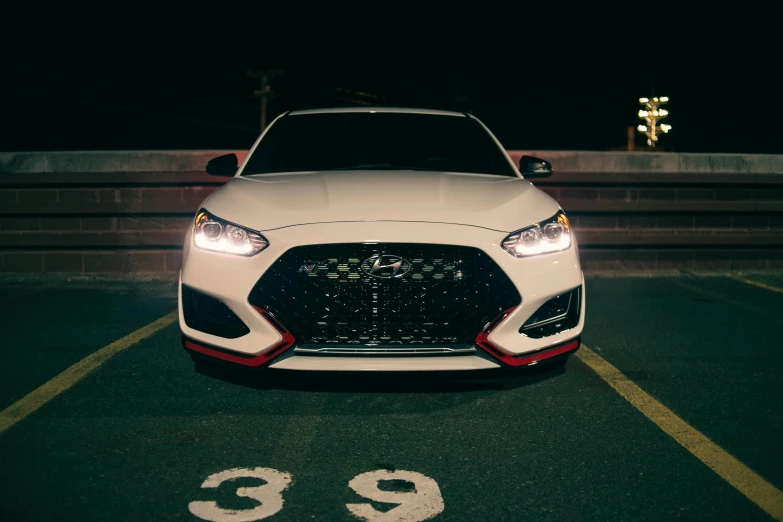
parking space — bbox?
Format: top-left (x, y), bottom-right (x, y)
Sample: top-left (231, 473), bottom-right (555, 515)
top-left (585, 275), bottom-right (783, 491)
top-left (1, 274), bottom-right (782, 521)
top-left (0, 276), bottom-right (177, 410)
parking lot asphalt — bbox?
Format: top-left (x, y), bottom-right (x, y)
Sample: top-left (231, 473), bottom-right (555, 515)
top-left (1, 273), bottom-right (782, 521)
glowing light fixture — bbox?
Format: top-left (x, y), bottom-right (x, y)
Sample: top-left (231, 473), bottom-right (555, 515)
top-left (193, 209), bottom-right (268, 256)
top-left (637, 96), bottom-right (671, 148)
top-left (502, 212), bottom-right (572, 258)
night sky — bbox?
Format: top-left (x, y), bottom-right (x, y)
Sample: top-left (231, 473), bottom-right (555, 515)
top-left (2, 22), bottom-right (777, 154)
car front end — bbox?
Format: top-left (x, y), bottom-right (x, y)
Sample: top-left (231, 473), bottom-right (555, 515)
top-left (178, 108), bottom-right (585, 372)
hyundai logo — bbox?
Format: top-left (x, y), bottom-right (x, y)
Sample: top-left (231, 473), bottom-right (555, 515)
top-left (361, 254), bottom-right (412, 279)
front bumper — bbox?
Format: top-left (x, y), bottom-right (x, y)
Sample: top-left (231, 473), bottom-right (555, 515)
top-left (179, 221), bottom-right (585, 371)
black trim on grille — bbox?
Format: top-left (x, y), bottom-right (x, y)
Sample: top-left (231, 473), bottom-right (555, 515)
top-left (248, 243), bottom-right (521, 347)
top-left (519, 286), bottom-right (581, 338)
top-left (181, 284), bottom-right (250, 339)
top-left (294, 343), bottom-right (475, 356)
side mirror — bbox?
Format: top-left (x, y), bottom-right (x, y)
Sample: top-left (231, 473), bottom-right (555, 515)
top-left (206, 153), bottom-right (238, 177)
top-left (518, 155), bottom-right (553, 178)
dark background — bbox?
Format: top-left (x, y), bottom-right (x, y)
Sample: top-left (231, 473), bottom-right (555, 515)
top-left (1, 16), bottom-right (777, 154)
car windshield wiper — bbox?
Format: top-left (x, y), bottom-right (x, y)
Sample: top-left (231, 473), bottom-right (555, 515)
top-left (320, 164), bottom-right (410, 170)
top-left (243, 165), bottom-right (423, 175)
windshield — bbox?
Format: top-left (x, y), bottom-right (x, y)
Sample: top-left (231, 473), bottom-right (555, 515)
top-left (240, 112), bottom-right (518, 177)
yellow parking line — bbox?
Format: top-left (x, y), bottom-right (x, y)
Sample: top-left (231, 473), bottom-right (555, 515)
top-left (729, 275), bottom-right (783, 294)
top-left (576, 345), bottom-right (783, 521)
top-left (0, 311), bottom-right (178, 434)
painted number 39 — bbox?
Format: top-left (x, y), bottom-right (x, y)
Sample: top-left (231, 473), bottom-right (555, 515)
top-left (188, 467), bottom-right (444, 522)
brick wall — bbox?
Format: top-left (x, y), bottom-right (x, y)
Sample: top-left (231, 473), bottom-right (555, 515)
top-left (1, 150), bottom-right (782, 272)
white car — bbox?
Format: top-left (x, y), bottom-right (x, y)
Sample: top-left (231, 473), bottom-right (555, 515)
top-left (178, 107), bottom-right (584, 372)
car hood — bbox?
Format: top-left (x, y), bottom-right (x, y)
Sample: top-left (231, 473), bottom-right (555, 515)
top-left (202, 170), bottom-right (561, 232)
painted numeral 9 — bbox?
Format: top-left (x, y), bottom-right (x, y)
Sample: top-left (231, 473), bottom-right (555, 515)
top-left (346, 469), bottom-right (444, 521)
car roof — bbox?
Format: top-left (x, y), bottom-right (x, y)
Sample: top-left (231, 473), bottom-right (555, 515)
top-left (287, 107), bottom-right (466, 117)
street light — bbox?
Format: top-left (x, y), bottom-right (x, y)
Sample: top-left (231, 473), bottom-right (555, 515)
top-left (637, 97), bottom-right (672, 148)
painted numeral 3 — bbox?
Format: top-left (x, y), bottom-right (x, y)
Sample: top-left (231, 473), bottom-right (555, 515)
top-left (189, 467), bottom-right (293, 521)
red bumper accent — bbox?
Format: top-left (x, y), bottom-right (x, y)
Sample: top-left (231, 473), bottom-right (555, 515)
top-left (184, 306), bottom-right (295, 367)
top-left (476, 307), bottom-right (580, 367)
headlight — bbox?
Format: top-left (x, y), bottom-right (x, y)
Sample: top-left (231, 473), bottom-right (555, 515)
top-left (502, 211), bottom-right (572, 257)
top-left (193, 209), bottom-right (269, 256)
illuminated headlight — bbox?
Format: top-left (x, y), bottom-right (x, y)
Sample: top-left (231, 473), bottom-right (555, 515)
top-left (502, 211), bottom-right (572, 257)
top-left (193, 209), bottom-right (268, 256)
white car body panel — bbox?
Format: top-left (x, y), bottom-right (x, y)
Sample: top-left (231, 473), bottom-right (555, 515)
top-left (201, 172), bottom-right (560, 233)
top-left (179, 108), bottom-right (585, 372)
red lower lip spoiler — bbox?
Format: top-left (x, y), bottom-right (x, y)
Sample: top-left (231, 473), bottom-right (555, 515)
top-left (476, 307), bottom-right (580, 366)
top-left (184, 306), bottom-right (295, 367)
top-left (185, 305), bottom-right (579, 368)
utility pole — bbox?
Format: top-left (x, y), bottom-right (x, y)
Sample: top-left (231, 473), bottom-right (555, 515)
top-left (627, 126), bottom-right (635, 151)
top-left (247, 69), bottom-right (283, 132)
top-left (636, 97), bottom-right (671, 148)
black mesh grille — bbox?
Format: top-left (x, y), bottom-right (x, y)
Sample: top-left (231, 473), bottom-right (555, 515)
top-left (519, 286), bottom-right (581, 338)
top-left (247, 243), bottom-right (521, 347)
top-left (182, 285), bottom-right (250, 339)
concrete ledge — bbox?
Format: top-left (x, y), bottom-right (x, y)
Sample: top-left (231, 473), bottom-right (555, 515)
top-left (2, 149), bottom-right (782, 273)
top-left (0, 250), bottom-right (182, 273)
top-left (0, 151), bottom-right (248, 173)
top-left (580, 247), bottom-right (783, 271)
top-left (4, 171), bottom-right (783, 187)
top-left (507, 151), bottom-right (783, 174)
top-left (3, 150), bottom-right (783, 174)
